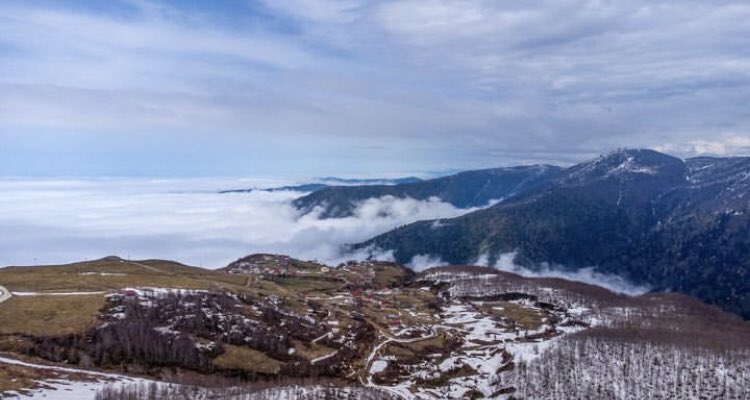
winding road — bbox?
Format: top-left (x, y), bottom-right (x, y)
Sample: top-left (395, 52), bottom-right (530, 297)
top-left (359, 327), bottom-right (439, 399)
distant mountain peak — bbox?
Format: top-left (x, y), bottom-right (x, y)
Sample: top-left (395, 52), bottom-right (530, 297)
top-left (560, 148), bottom-right (684, 185)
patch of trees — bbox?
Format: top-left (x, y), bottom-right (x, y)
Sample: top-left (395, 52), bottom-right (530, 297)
top-left (506, 335), bottom-right (750, 399)
top-left (26, 294), bottom-right (222, 372)
top-left (22, 290), bottom-right (384, 382)
top-left (95, 382), bottom-right (398, 400)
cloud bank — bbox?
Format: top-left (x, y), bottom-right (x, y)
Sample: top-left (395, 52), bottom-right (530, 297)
top-left (0, 178), bottom-right (478, 268)
top-left (477, 252), bottom-right (650, 295)
top-left (406, 254), bottom-right (446, 272)
top-left (387, 250), bottom-right (648, 293)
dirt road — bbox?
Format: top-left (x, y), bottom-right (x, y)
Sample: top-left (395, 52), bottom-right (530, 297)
top-left (0, 285), bottom-right (11, 305)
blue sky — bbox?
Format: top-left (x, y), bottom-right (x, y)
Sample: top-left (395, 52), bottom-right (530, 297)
top-left (1, 0), bottom-right (749, 177)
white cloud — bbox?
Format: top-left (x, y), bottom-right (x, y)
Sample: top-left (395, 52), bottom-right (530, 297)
top-left (1, 0), bottom-right (750, 176)
top-left (260, 0), bottom-right (365, 23)
top-left (375, 0), bottom-right (499, 43)
top-left (0, 178), bottom-right (478, 268)
top-left (476, 251), bottom-right (649, 295)
top-left (656, 134), bottom-right (750, 157)
top-left (407, 254), bottom-right (445, 272)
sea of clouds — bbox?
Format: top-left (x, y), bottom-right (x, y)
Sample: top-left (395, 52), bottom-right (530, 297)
top-left (0, 178), bottom-right (649, 294)
top-left (0, 178), bottom-right (478, 268)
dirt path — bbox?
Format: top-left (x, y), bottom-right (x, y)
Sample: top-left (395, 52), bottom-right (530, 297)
top-left (0, 285), bottom-right (11, 305)
top-left (360, 327), bottom-right (439, 399)
top-left (0, 355), bottom-right (133, 380)
top-left (120, 260), bottom-right (163, 273)
top-left (0, 354), bottom-right (160, 399)
top-left (10, 291), bottom-right (106, 297)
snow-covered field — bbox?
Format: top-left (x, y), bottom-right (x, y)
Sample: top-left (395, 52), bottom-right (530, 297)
top-left (510, 338), bottom-right (750, 399)
top-left (0, 285), bottom-right (11, 304)
top-left (362, 295), bottom-right (585, 399)
top-left (0, 356), bottom-right (158, 399)
top-left (0, 354), bottom-right (396, 400)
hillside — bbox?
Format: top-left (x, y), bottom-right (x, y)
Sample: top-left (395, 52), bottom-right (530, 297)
top-left (1, 255), bottom-right (749, 399)
top-left (354, 149), bottom-right (750, 319)
top-left (293, 166), bottom-right (563, 218)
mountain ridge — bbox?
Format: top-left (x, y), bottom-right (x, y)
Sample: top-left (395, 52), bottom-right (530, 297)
top-left (219, 176), bottom-right (423, 195)
top-left (293, 165), bottom-right (564, 218)
top-left (351, 149), bottom-right (750, 319)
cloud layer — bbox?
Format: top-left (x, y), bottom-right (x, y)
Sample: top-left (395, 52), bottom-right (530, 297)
top-left (391, 250), bottom-right (648, 294)
top-left (1, 0), bottom-right (749, 177)
top-left (0, 178), bottom-right (653, 294)
top-left (0, 178), bottom-right (477, 268)
top-left (477, 252), bottom-right (649, 295)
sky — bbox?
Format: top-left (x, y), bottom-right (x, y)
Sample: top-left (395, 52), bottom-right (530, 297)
top-left (1, 0), bottom-right (750, 177)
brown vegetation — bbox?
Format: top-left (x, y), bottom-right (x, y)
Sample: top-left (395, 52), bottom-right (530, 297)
top-left (213, 344), bottom-right (284, 374)
top-left (0, 295), bottom-right (105, 336)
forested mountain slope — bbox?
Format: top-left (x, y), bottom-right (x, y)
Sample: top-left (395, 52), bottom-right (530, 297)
top-left (354, 149), bottom-right (750, 319)
top-left (293, 165), bottom-right (563, 218)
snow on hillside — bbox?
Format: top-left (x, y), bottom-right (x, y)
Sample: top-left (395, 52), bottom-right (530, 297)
top-left (0, 355), bottom-right (158, 399)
